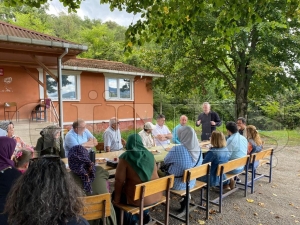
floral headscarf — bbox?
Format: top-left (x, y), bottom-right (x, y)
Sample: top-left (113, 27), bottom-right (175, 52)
top-left (68, 145), bottom-right (96, 193)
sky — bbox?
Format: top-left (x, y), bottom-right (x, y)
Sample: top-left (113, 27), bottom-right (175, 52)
top-left (48, 0), bottom-right (140, 27)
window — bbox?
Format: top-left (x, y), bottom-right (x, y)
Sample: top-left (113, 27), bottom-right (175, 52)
top-left (46, 75), bottom-right (78, 100)
top-left (105, 77), bottom-right (133, 101)
top-left (38, 69), bottom-right (81, 101)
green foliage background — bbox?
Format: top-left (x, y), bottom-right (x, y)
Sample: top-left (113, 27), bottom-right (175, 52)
top-left (1, 1), bottom-right (300, 131)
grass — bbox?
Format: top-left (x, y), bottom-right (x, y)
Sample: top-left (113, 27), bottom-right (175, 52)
top-left (94, 121), bottom-right (300, 147)
top-left (259, 129), bottom-right (300, 147)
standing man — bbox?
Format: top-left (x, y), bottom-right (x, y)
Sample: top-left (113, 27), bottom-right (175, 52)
top-left (172, 115), bottom-right (188, 144)
top-left (196, 102), bottom-right (222, 141)
top-left (138, 122), bottom-right (156, 148)
top-left (103, 117), bottom-right (125, 152)
top-left (152, 114), bottom-right (172, 147)
top-left (237, 117), bottom-right (247, 137)
top-left (64, 119), bottom-right (98, 157)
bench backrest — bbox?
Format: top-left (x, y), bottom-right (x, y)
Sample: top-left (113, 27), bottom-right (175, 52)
top-left (133, 175), bottom-right (174, 201)
top-left (251, 148), bottom-right (273, 162)
top-left (182, 163), bottom-right (211, 182)
top-left (80, 193), bottom-right (111, 221)
top-left (216, 155), bottom-right (250, 176)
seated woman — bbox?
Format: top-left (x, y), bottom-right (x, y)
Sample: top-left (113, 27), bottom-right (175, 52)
top-left (113, 134), bottom-right (161, 225)
top-left (68, 145), bottom-right (117, 225)
top-left (246, 125), bottom-right (263, 155)
top-left (0, 121), bottom-right (33, 151)
top-left (4, 155), bottom-right (89, 225)
top-left (163, 126), bottom-right (202, 212)
top-left (199, 131), bottom-right (231, 190)
top-left (13, 149), bottom-right (32, 174)
top-left (35, 125), bottom-right (65, 158)
top-left (246, 125), bottom-right (263, 169)
top-left (0, 137), bottom-right (22, 225)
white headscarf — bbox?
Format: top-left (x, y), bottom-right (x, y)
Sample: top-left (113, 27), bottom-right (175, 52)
top-left (177, 126), bottom-right (201, 162)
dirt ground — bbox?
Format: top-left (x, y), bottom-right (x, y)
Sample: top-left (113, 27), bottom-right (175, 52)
top-left (148, 144), bottom-right (300, 225)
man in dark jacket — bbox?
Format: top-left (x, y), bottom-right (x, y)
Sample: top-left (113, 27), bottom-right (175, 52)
top-left (196, 102), bottom-right (222, 140)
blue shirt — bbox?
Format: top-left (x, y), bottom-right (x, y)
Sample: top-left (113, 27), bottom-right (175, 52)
top-left (172, 124), bottom-right (182, 144)
top-left (201, 147), bottom-right (230, 186)
top-left (164, 145), bottom-right (203, 190)
top-left (227, 132), bottom-right (247, 172)
top-left (64, 129), bottom-right (94, 157)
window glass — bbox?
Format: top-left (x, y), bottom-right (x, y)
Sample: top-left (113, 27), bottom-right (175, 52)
top-left (120, 79), bottom-right (131, 99)
top-left (46, 75), bottom-right (77, 100)
top-left (105, 77), bottom-right (133, 100)
top-left (108, 78), bottom-right (118, 98)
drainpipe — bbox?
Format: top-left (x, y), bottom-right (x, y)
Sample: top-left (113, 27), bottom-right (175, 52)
top-left (58, 48), bottom-right (68, 134)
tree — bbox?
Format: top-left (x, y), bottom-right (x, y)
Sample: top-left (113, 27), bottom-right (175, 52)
top-left (99, 0), bottom-right (300, 119)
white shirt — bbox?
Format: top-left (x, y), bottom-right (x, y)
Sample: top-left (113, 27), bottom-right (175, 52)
top-left (103, 127), bottom-right (123, 151)
top-left (138, 130), bottom-right (155, 148)
top-left (152, 124), bottom-right (171, 146)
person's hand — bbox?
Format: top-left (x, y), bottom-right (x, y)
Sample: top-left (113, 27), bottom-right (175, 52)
top-left (156, 134), bottom-right (164, 141)
top-left (210, 121), bottom-right (216, 126)
top-left (196, 120), bottom-right (201, 125)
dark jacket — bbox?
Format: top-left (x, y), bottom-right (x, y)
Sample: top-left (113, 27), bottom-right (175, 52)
top-left (35, 136), bottom-right (65, 158)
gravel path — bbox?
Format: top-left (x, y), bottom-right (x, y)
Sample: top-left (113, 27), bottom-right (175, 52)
top-left (149, 145), bottom-right (300, 225)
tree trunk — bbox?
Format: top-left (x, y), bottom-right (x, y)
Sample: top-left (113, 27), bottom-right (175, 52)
top-left (235, 57), bottom-right (251, 119)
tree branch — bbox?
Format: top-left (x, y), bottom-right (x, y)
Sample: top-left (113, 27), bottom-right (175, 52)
top-left (221, 58), bottom-right (236, 80)
top-left (196, 56), bottom-right (236, 93)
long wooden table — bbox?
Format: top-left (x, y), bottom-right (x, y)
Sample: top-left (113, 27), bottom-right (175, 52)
top-left (61, 141), bottom-right (211, 171)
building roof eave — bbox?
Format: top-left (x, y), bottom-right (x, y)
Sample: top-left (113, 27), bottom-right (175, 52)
top-left (61, 65), bottom-right (164, 78)
top-left (0, 35), bottom-right (88, 51)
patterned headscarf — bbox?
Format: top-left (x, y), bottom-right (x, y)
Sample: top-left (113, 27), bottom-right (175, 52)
top-left (40, 125), bottom-right (61, 150)
top-left (0, 121), bottom-right (11, 132)
top-left (178, 126), bottom-right (201, 162)
top-left (0, 136), bottom-right (16, 170)
top-left (68, 145), bottom-right (96, 193)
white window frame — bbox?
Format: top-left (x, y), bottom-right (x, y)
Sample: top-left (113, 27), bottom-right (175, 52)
top-left (38, 69), bottom-right (81, 101)
top-left (104, 73), bottom-right (134, 101)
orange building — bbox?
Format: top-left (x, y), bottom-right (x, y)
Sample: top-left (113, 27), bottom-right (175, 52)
top-left (0, 21), bottom-right (162, 131)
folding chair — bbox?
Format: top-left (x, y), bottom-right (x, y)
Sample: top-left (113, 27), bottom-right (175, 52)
top-left (210, 155), bottom-right (250, 213)
top-left (4, 102), bottom-right (19, 121)
top-left (169, 163), bottom-right (211, 224)
top-left (113, 175), bottom-right (174, 225)
top-left (80, 193), bottom-right (111, 225)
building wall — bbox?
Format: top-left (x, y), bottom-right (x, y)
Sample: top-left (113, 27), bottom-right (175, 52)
top-left (0, 66), bottom-right (154, 131)
top-left (0, 66), bottom-right (40, 120)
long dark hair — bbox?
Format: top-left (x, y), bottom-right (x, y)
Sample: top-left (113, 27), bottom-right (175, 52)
top-left (4, 156), bottom-right (84, 225)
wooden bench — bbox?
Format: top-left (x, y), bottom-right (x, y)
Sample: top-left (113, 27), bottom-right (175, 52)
top-left (169, 163), bottom-right (211, 224)
top-left (210, 155), bottom-right (250, 213)
top-left (113, 175), bottom-right (174, 225)
top-left (247, 148), bottom-right (274, 194)
top-left (79, 193), bottom-right (111, 225)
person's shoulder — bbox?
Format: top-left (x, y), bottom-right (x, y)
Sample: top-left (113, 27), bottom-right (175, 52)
top-left (65, 129), bottom-right (75, 136)
top-left (1, 167), bottom-right (21, 178)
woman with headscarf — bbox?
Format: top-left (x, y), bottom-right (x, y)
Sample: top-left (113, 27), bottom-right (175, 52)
top-left (35, 125), bottom-right (65, 158)
top-left (0, 137), bottom-right (22, 225)
top-left (163, 126), bottom-right (203, 212)
top-left (68, 145), bottom-right (117, 225)
top-left (113, 134), bottom-right (162, 225)
top-left (0, 121), bottom-right (33, 151)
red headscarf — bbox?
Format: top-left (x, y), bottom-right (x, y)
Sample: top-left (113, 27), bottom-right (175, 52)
top-left (0, 136), bottom-right (16, 170)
